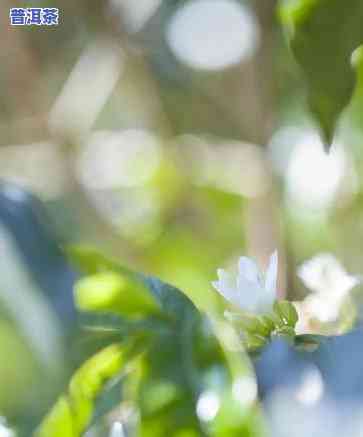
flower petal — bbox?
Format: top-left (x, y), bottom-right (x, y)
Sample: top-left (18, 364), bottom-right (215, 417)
top-left (213, 269), bottom-right (236, 303)
top-left (265, 250), bottom-right (278, 298)
top-left (236, 274), bottom-right (265, 313)
top-left (217, 268), bottom-right (231, 281)
top-left (255, 290), bottom-right (275, 313)
top-left (238, 257), bottom-right (261, 284)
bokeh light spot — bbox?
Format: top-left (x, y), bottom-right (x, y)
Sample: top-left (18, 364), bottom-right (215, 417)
top-left (166, 0), bottom-right (260, 71)
top-left (196, 390), bottom-right (220, 422)
top-left (79, 129), bottom-right (162, 189)
top-left (286, 133), bottom-right (347, 210)
top-left (295, 367), bottom-right (324, 406)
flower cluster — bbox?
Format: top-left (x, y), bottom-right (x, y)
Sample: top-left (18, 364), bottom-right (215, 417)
top-left (212, 251), bottom-right (361, 342)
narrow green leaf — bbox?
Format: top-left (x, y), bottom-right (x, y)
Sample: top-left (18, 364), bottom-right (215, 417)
top-left (35, 344), bottom-right (130, 437)
top-left (35, 397), bottom-right (74, 437)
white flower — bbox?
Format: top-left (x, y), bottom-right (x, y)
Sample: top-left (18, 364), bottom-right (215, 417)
top-left (212, 251), bottom-right (278, 314)
top-left (297, 253), bottom-right (360, 324)
top-left (297, 253), bottom-right (359, 298)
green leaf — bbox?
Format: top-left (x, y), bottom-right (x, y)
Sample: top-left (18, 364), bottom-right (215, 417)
top-left (272, 326), bottom-right (296, 344)
top-left (36, 397), bottom-right (73, 437)
top-left (273, 300), bottom-right (299, 328)
top-left (212, 397), bottom-right (266, 437)
top-left (259, 315), bottom-right (277, 333)
top-left (280, 0), bottom-right (363, 147)
top-left (35, 343), bottom-right (140, 437)
top-left (245, 334), bottom-right (268, 351)
top-left (68, 246), bottom-right (200, 326)
top-left (66, 247), bottom-right (264, 436)
top-left (231, 314), bottom-right (273, 338)
top-left (75, 272), bottom-right (162, 319)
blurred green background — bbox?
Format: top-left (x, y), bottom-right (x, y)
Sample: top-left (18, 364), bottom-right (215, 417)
top-left (2, 0), bottom-right (363, 434)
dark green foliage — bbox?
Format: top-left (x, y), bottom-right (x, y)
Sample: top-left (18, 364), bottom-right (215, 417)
top-left (280, 0), bottom-right (363, 147)
top-left (37, 247), bottom-right (264, 437)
